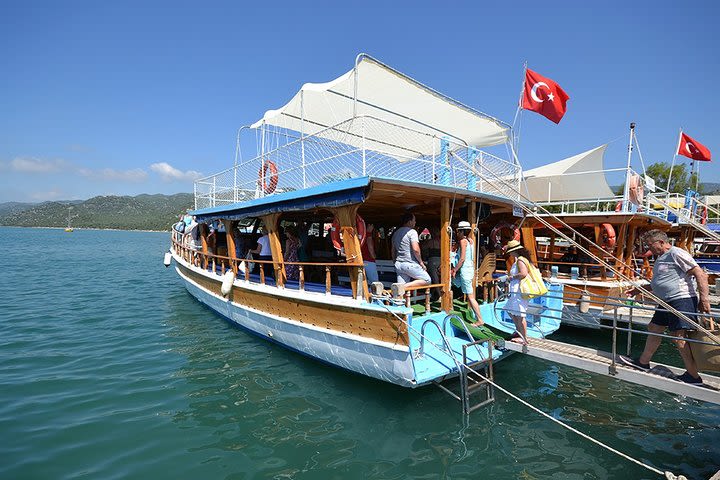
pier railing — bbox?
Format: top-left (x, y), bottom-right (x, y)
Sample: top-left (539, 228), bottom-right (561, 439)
top-left (194, 115), bottom-right (522, 209)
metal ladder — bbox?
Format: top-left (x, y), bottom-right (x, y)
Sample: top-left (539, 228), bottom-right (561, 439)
top-left (418, 314), bottom-right (496, 414)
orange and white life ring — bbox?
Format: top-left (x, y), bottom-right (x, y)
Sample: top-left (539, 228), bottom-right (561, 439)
top-left (701, 206), bottom-right (708, 225)
top-left (330, 214), bottom-right (367, 251)
top-left (600, 223), bottom-right (616, 250)
top-left (490, 222), bottom-right (521, 248)
top-left (258, 161), bottom-right (279, 194)
top-left (628, 174), bottom-right (644, 206)
top-left (615, 201), bottom-right (622, 212)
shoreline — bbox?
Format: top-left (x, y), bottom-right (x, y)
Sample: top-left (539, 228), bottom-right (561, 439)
top-left (0, 225), bottom-right (168, 233)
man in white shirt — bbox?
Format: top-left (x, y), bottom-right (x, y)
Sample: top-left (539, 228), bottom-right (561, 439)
top-left (250, 226), bottom-right (274, 278)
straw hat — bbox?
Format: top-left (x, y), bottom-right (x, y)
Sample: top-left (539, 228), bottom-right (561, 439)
top-left (504, 239), bottom-right (523, 254)
top-left (457, 221), bottom-right (472, 230)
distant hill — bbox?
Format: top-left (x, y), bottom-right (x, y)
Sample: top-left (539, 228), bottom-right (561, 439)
top-left (703, 183), bottom-right (720, 195)
top-left (0, 193), bottom-right (194, 231)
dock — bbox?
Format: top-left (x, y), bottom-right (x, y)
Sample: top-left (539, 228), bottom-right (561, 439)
top-left (501, 337), bottom-right (720, 405)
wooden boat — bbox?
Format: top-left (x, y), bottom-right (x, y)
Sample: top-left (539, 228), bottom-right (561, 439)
top-left (168, 55), bottom-right (562, 388)
top-left (519, 125), bottom-right (717, 328)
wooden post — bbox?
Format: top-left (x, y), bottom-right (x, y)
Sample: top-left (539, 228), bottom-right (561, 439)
top-left (331, 205), bottom-right (367, 300)
top-left (547, 234), bottom-right (556, 274)
top-left (624, 225), bottom-right (637, 278)
top-left (200, 223), bottom-right (209, 270)
top-left (520, 226), bottom-right (538, 264)
top-left (614, 222), bottom-right (628, 273)
top-left (440, 197), bottom-right (452, 312)
top-left (595, 224), bottom-right (607, 280)
top-left (222, 220), bottom-right (237, 275)
top-left (260, 213), bottom-right (285, 287)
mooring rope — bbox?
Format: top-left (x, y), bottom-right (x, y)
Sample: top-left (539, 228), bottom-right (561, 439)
top-left (377, 302), bottom-right (678, 479)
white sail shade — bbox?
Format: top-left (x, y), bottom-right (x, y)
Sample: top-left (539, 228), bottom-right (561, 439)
top-left (251, 55), bottom-right (510, 154)
top-left (523, 144), bottom-right (615, 202)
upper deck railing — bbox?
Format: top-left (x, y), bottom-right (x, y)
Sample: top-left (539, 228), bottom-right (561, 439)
top-left (534, 168), bottom-right (715, 228)
top-left (194, 115), bottom-right (521, 210)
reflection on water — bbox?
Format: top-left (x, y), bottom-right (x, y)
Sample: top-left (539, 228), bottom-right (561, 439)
top-left (0, 227), bottom-right (718, 479)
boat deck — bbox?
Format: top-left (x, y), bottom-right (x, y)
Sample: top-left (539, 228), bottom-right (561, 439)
top-left (502, 337), bottom-right (720, 405)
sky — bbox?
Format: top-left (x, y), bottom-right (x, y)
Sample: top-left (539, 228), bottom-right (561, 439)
top-left (1, 1), bottom-right (718, 203)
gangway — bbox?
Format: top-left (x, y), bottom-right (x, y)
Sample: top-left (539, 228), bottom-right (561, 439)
top-left (501, 337), bottom-right (720, 405)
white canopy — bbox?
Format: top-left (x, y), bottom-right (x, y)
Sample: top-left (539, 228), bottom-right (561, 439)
top-left (251, 55), bottom-right (510, 151)
top-left (523, 144), bottom-right (615, 202)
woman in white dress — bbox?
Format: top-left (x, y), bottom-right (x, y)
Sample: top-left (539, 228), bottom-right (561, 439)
top-left (503, 240), bottom-right (533, 344)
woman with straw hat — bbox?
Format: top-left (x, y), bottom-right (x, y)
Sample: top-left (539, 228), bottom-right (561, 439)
top-left (452, 221), bottom-right (484, 327)
top-left (504, 239), bottom-right (533, 344)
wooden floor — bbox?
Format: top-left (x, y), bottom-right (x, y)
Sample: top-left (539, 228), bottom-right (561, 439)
top-left (502, 337), bottom-right (720, 405)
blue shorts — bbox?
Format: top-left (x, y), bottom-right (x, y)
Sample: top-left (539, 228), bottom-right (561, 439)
top-left (650, 296), bottom-right (698, 331)
top-left (395, 261), bottom-right (431, 284)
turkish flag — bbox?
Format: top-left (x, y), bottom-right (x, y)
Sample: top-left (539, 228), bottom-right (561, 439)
top-left (521, 68), bottom-right (570, 124)
top-left (678, 132), bottom-right (711, 161)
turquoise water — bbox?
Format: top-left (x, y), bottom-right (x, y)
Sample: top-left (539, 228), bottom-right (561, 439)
top-left (0, 227), bottom-right (717, 479)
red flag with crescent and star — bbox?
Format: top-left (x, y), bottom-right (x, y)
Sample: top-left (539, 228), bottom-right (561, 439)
top-left (678, 132), bottom-right (711, 161)
top-left (521, 68), bottom-right (570, 124)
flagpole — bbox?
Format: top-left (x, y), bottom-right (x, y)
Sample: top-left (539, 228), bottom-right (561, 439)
top-left (622, 123), bottom-right (635, 212)
top-left (666, 128), bottom-right (682, 193)
top-left (512, 61), bottom-right (528, 162)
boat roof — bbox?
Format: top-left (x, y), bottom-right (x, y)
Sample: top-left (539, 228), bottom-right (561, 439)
top-left (191, 176), bottom-right (519, 224)
top-left (251, 54), bottom-right (510, 150)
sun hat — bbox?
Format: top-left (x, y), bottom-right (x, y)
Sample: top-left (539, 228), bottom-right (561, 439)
top-left (457, 221), bottom-right (472, 230)
top-left (504, 239), bottom-right (523, 254)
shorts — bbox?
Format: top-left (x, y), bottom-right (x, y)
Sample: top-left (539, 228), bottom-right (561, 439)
top-left (395, 261), bottom-right (431, 284)
top-left (650, 296), bottom-right (698, 331)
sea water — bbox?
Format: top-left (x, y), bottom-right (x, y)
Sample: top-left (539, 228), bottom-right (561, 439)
top-left (0, 227), bottom-right (717, 479)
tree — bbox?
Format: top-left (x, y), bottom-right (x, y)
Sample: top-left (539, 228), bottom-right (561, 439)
top-left (617, 162), bottom-right (701, 194)
top-left (645, 162), bottom-right (701, 193)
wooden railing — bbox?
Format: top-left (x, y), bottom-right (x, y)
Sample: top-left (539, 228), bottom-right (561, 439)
top-left (171, 237), bottom-right (365, 297)
top-left (403, 284), bottom-right (446, 312)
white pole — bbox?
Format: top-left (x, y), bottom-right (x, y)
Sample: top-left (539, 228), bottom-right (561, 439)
top-left (512, 61), bottom-right (528, 162)
top-left (301, 91), bottom-right (306, 188)
top-left (667, 129), bottom-right (682, 193)
top-left (622, 123), bottom-right (635, 212)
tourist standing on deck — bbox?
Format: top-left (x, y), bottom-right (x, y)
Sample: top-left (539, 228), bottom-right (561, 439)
top-left (284, 226), bottom-right (300, 281)
top-left (503, 240), bottom-right (533, 344)
top-left (452, 221), bottom-right (484, 327)
top-left (250, 226), bottom-right (274, 279)
top-left (391, 213), bottom-right (430, 288)
top-left (361, 222), bottom-right (379, 285)
top-left (620, 229), bottom-right (709, 384)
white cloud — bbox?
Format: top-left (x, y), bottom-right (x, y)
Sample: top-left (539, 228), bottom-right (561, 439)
top-left (4, 157), bottom-right (70, 173)
top-left (78, 167), bottom-right (148, 182)
top-left (29, 189), bottom-right (68, 201)
top-left (150, 162), bottom-right (203, 182)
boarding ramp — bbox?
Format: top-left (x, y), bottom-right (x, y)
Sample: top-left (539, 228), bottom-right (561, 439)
top-left (502, 337), bottom-right (720, 405)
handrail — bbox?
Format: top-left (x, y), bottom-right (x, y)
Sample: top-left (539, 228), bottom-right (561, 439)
top-left (171, 235), bottom-right (365, 295)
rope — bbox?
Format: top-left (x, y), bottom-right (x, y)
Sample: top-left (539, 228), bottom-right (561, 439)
top-left (377, 302), bottom-right (671, 478)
